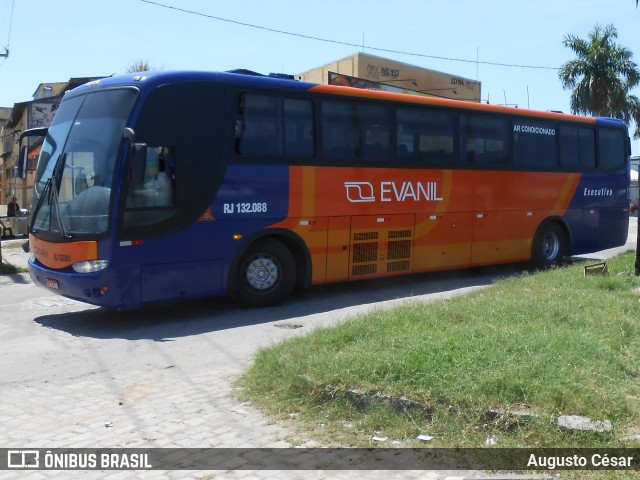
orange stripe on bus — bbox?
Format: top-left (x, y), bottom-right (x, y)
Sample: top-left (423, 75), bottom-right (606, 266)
top-left (269, 166), bottom-right (584, 284)
top-left (308, 84), bottom-right (597, 123)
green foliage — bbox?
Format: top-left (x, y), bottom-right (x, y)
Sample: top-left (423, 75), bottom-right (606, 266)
top-left (126, 60), bottom-right (154, 73)
top-left (240, 253), bottom-right (640, 448)
top-left (0, 261), bottom-right (19, 275)
top-left (559, 24), bottom-right (640, 138)
top-left (0, 242), bottom-right (28, 274)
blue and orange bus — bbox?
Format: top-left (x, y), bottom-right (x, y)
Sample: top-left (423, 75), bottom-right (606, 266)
top-left (26, 70), bottom-right (631, 308)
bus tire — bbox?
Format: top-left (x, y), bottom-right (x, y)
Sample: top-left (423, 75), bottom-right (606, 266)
top-left (531, 222), bottom-right (566, 268)
top-left (231, 238), bottom-right (296, 307)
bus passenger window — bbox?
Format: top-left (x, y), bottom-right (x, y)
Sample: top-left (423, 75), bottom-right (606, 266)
top-left (321, 100), bottom-right (391, 162)
top-left (235, 94), bottom-right (314, 160)
top-left (559, 126), bottom-right (579, 170)
top-left (322, 101), bottom-right (358, 160)
top-left (397, 108), bottom-right (455, 163)
top-left (358, 104), bottom-right (391, 162)
top-left (598, 128), bottom-right (625, 170)
top-left (283, 98), bottom-right (314, 157)
top-left (236, 94), bottom-right (281, 157)
top-left (578, 128), bottom-right (596, 169)
top-left (560, 126), bottom-right (595, 170)
top-left (461, 115), bottom-right (510, 165)
top-left (513, 120), bottom-right (557, 168)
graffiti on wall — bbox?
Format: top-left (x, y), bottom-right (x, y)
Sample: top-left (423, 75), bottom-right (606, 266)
top-left (450, 77), bottom-right (479, 93)
top-left (366, 63), bottom-right (400, 81)
top-left (363, 61), bottom-right (480, 99)
top-left (29, 101), bottom-right (59, 129)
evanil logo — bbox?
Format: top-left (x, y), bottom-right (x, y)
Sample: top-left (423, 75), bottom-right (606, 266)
top-left (345, 181), bottom-right (443, 203)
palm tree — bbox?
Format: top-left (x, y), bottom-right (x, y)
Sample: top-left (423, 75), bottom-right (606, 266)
top-left (560, 24), bottom-right (640, 275)
top-left (559, 24), bottom-right (640, 139)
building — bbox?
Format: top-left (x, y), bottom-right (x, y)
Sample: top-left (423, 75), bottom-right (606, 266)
top-left (0, 78), bottom-right (102, 216)
top-left (297, 52), bottom-right (481, 102)
top-left (0, 107), bottom-right (10, 216)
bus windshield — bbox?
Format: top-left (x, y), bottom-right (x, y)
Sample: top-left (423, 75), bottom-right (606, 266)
top-left (31, 88), bottom-right (138, 238)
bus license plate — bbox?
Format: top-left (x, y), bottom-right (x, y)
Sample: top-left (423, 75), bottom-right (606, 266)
top-left (46, 278), bottom-right (59, 290)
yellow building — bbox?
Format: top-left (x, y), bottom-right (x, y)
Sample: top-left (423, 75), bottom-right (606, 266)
top-left (1, 78), bottom-right (101, 217)
top-left (1, 82), bottom-right (67, 216)
top-left (0, 107), bottom-right (10, 216)
top-left (297, 52), bottom-right (481, 102)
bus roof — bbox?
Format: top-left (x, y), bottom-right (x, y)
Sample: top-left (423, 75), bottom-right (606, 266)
top-left (67, 69), bottom-right (625, 126)
top-left (67, 70), bottom-right (316, 97)
top-left (309, 83), bottom-right (597, 124)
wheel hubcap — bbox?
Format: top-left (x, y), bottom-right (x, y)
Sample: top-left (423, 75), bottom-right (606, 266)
top-left (245, 255), bottom-right (279, 291)
top-left (542, 231), bottom-right (560, 260)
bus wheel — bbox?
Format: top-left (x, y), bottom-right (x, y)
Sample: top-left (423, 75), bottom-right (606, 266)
top-left (531, 222), bottom-right (566, 268)
top-left (231, 239), bottom-right (296, 307)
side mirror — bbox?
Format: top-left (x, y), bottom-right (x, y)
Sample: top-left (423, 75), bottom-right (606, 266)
top-left (18, 127), bottom-right (48, 180)
top-left (123, 127), bottom-right (135, 142)
top-left (130, 143), bottom-right (147, 185)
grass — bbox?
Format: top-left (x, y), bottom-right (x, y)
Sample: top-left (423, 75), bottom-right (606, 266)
top-left (0, 262), bottom-right (20, 275)
top-left (0, 241), bottom-right (28, 274)
top-left (239, 252), bottom-right (640, 451)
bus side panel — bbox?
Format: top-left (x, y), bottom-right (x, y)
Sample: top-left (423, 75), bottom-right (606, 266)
top-left (101, 164), bottom-right (294, 306)
top-left (209, 164), bottom-right (299, 295)
top-left (470, 211), bottom-right (540, 266)
top-left (259, 165), bottom-right (329, 284)
top-left (561, 208), bottom-right (586, 254)
top-left (140, 260), bottom-right (223, 304)
top-left (413, 212), bottom-right (473, 271)
top-left (113, 226), bottom-right (231, 306)
top-left (325, 216), bottom-right (351, 283)
top-left (269, 167), bottom-right (583, 284)
top-left (598, 208), bottom-right (629, 249)
top-left (566, 171), bottom-right (629, 254)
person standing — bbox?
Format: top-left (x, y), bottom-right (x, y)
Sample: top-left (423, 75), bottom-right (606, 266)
top-left (0, 218), bottom-right (12, 238)
top-left (7, 196), bottom-right (20, 217)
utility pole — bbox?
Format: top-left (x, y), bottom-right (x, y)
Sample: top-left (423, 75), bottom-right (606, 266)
top-left (634, 217), bottom-right (640, 277)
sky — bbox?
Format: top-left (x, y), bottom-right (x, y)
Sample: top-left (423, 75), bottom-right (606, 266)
top-left (1, 0), bottom-right (640, 154)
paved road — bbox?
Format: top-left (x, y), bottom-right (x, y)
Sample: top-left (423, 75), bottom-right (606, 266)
top-left (0, 218), bottom-right (636, 479)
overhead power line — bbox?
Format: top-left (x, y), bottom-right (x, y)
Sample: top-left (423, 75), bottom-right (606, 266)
top-left (1, 0), bottom-right (15, 59)
top-left (140, 0), bottom-right (560, 71)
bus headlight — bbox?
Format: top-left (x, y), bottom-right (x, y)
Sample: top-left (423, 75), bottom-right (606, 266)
top-left (72, 260), bottom-right (109, 273)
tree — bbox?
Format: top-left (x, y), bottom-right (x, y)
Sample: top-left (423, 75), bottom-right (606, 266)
top-left (559, 24), bottom-right (640, 138)
top-left (126, 60), bottom-right (153, 73)
top-left (559, 24), bottom-right (640, 275)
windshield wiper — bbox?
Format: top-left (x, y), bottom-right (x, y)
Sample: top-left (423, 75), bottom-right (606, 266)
top-left (50, 169), bottom-right (72, 239)
top-left (30, 175), bottom-right (52, 233)
top-left (30, 153), bottom-right (73, 239)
